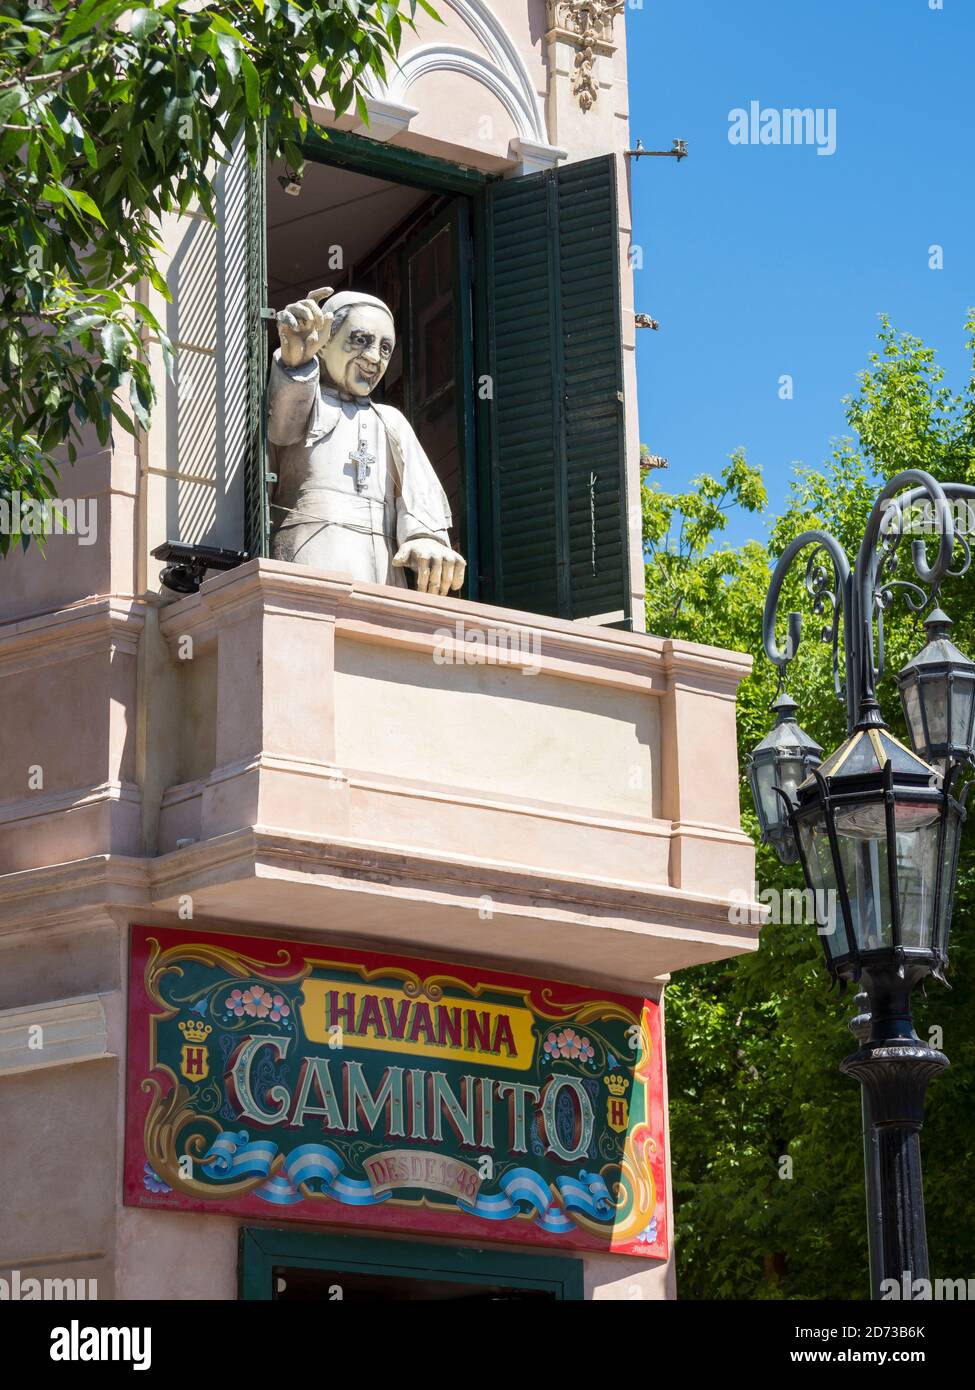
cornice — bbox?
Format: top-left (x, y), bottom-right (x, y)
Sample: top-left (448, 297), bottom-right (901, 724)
top-left (147, 824), bottom-right (759, 935)
top-left (0, 596), bottom-right (146, 676)
top-left (0, 779), bottom-right (140, 828)
top-left (0, 993), bottom-right (112, 1076)
top-left (0, 855), bottom-right (150, 935)
top-left (0, 830), bottom-right (760, 961)
top-left (661, 637), bottom-right (753, 691)
top-left (157, 560), bottom-right (751, 697)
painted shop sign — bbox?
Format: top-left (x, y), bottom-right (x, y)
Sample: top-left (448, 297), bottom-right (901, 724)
top-left (124, 926), bottom-right (667, 1258)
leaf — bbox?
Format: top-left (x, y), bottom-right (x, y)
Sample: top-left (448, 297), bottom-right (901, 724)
top-left (240, 53), bottom-right (260, 118)
top-left (0, 87), bottom-right (26, 124)
top-left (100, 322), bottom-right (126, 369)
top-left (333, 79), bottom-right (354, 118)
top-left (102, 163), bottom-right (128, 204)
top-left (62, 187), bottom-right (107, 225)
top-left (129, 371), bottom-right (152, 429)
top-left (40, 422), bottom-right (64, 452)
top-left (158, 333), bottom-right (175, 380)
top-left (216, 32), bottom-right (242, 81)
top-left (109, 399), bottom-right (136, 436)
top-left (282, 138), bottom-right (303, 172)
top-left (129, 6), bottom-right (163, 42)
top-left (144, 262), bottom-right (169, 296)
top-left (63, 0), bottom-right (125, 43)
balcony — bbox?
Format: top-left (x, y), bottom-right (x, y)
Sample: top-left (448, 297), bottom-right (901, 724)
top-left (143, 559), bottom-right (757, 986)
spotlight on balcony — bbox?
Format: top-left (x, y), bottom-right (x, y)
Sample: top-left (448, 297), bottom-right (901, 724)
top-left (151, 541), bottom-right (249, 595)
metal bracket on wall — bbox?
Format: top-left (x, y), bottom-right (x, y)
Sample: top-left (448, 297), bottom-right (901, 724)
top-left (626, 139), bottom-right (688, 161)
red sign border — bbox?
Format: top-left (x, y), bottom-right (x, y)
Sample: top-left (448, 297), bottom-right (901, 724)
top-left (124, 924), bottom-right (668, 1259)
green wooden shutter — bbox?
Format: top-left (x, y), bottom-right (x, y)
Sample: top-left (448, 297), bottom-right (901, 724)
top-left (243, 141), bottom-right (269, 558)
top-left (557, 158), bottom-right (630, 625)
top-left (484, 170), bottom-right (562, 616)
top-left (484, 156), bottom-right (630, 624)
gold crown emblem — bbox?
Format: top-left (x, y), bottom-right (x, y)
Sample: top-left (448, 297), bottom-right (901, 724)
top-left (604, 1073), bottom-right (630, 1097)
top-left (179, 1019), bottom-right (213, 1044)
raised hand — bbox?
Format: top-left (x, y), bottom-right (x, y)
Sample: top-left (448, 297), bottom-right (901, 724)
top-left (277, 288), bottom-right (333, 369)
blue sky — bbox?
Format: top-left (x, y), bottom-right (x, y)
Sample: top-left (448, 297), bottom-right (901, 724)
top-left (626, 0), bottom-right (975, 547)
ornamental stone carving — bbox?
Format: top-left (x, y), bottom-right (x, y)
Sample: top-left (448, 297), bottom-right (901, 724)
top-left (547, 1), bottom-right (626, 112)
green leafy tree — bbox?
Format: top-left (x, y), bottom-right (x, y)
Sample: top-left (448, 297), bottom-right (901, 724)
top-left (0, 0), bottom-right (435, 551)
top-left (647, 315), bottom-right (975, 1298)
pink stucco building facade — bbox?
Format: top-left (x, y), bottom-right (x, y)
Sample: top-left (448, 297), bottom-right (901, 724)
top-left (0, 2), bottom-right (758, 1301)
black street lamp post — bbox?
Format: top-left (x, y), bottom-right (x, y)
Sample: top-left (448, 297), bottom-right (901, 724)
top-left (747, 470), bottom-right (975, 1297)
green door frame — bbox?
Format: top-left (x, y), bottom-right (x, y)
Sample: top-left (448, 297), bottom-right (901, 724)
top-left (302, 127), bottom-right (493, 196)
top-left (296, 128), bottom-right (495, 600)
top-left (238, 1227), bottom-right (585, 1300)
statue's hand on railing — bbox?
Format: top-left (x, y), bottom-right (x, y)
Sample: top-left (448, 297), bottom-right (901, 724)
top-left (393, 538), bottom-right (466, 595)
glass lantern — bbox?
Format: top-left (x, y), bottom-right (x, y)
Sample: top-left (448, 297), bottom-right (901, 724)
top-left (747, 693), bottom-right (823, 864)
top-left (790, 724), bottom-right (961, 983)
top-left (897, 608), bottom-right (975, 771)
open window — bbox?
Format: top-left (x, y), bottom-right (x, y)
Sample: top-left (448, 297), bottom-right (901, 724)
top-left (244, 132), bottom-right (632, 627)
top-left (264, 154), bottom-right (475, 578)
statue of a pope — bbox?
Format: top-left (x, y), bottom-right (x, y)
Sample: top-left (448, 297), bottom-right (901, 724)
top-left (267, 287), bottom-right (466, 595)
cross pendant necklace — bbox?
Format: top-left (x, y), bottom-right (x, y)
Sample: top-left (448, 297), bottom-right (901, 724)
top-left (349, 413), bottom-right (375, 494)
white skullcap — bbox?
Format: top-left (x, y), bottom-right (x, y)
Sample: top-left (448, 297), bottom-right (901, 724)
top-left (309, 287), bottom-right (394, 320)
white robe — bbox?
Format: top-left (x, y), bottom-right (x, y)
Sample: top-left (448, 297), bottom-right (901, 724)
top-left (266, 350), bottom-right (453, 585)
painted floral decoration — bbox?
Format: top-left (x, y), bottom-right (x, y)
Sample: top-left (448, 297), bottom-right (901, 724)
top-left (543, 1027), bottom-right (596, 1063)
top-left (637, 1218), bottom-right (658, 1244)
top-left (143, 1162), bottom-right (172, 1195)
top-left (224, 986), bottom-right (291, 1022)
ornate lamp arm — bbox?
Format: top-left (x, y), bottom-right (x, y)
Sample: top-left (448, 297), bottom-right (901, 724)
top-left (852, 470), bottom-right (954, 726)
top-left (763, 529), bottom-right (854, 728)
top-left (762, 474), bottom-right (966, 733)
top-left (893, 481), bottom-right (974, 584)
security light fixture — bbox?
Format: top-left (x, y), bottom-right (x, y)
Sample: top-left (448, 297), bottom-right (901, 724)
top-left (278, 169), bottom-right (303, 197)
top-left (151, 541), bottom-right (248, 595)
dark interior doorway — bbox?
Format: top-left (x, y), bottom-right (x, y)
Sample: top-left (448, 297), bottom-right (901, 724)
top-left (239, 1228), bottom-right (584, 1300)
top-left (273, 1263), bottom-right (555, 1301)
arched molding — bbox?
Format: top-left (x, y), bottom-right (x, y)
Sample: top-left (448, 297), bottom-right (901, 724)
top-left (388, 44), bottom-right (545, 144)
top-left (374, 0), bottom-right (549, 146)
